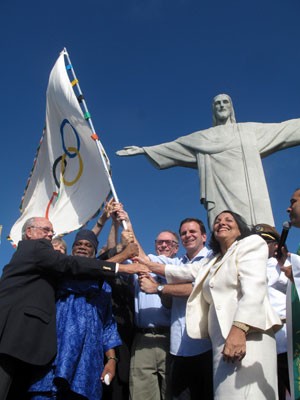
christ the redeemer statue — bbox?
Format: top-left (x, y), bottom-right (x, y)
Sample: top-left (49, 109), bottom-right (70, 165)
top-left (117, 94), bottom-right (300, 229)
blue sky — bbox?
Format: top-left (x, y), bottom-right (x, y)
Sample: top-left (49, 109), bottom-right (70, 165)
top-left (1, 0), bottom-right (300, 268)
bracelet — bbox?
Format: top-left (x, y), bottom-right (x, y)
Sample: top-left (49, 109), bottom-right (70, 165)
top-left (232, 321), bottom-right (250, 335)
top-left (107, 356), bottom-right (119, 363)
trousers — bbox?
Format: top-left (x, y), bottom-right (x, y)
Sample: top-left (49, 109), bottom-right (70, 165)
top-left (129, 332), bottom-right (170, 400)
top-left (170, 351), bottom-right (213, 400)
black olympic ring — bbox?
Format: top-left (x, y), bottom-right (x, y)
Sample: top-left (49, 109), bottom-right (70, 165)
top-left (52, 156), bottom-right (67, 188)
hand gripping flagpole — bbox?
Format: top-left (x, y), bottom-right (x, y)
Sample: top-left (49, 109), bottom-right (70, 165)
top-left (63, 48), bottom-right (128, 229)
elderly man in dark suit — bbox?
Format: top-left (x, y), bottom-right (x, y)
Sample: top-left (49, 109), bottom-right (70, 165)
top-left (0, 216), bottom-right (144, 399)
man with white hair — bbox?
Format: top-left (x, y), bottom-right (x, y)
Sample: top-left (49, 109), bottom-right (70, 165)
top-left (130, 229), bottom-right (179, 400)
top-left (0, 216), bottom-right (145, 399)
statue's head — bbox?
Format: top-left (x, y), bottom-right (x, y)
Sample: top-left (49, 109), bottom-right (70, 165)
top-left (212, 94), bottom-right (236, 126)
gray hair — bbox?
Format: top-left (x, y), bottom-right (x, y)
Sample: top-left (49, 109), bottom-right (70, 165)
top-left (52, 237), bottom-right (67, 253)
top-left (212, 93), bottom-right (236, 126)
top-left (156, 230), bottom-right (180, 244)
top-left (21, 217), bottom-right (36, 240)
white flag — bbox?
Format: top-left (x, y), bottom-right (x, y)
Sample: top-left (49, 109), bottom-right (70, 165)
top-left (9, 51), bottom-right (111, 246)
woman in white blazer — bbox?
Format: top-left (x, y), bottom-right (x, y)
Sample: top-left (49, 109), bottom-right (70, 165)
top-left (164, 211), bottom-right (282, 399)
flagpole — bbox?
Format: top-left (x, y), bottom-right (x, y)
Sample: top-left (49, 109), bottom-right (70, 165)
top-left (62, 48), bottom-right (128, 230)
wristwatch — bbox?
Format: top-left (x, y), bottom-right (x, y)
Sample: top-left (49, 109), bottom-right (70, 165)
top-left (232, 321), bottom-right (250, 335)
top-left (157, 285), bottom-right (165, 295)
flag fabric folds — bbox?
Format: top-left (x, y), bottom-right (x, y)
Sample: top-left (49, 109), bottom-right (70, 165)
top-left (9, 50), bottom-right (111, 246)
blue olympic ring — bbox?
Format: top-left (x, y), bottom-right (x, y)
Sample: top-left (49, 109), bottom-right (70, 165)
top-left (60, 119), bottom-right (80, 158)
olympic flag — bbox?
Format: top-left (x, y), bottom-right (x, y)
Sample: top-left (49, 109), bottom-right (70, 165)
top-left (9, 50), bottom-right (112, 246)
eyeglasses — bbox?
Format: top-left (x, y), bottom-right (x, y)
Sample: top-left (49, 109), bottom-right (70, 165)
top-left (30, 226), bottom-right (55, 235)
top-left (155, 240), bottom-right (178, 246)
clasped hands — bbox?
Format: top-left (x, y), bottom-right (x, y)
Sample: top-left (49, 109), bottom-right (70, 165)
top-left (104, 199), bottom-right (124, 221)
top-left (138, 273), bottom-right (159, 293)
top-left (131, 255), bottom-right (157, 292)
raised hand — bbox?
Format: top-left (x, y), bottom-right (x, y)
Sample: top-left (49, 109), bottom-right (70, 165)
top-left (121, 230), bottom-right (135, 246)
top-left (123, 242), bottom-right (139, 259)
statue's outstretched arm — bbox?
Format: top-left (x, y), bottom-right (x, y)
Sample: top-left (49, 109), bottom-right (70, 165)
top-left (116, 146), bottom-right (145, 156)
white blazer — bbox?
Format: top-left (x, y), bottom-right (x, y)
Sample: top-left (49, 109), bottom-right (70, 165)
top-left (165, 235), bottom-right (282, 340)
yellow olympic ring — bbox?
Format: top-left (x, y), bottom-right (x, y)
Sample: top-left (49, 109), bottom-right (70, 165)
top-left (61, 147), bottom-right (83, 186)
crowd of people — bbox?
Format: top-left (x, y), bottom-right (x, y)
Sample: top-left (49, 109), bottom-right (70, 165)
top-left (0, 189), bottom-right (299, 400)
top-left (1, 90), bottom-right (300, 400)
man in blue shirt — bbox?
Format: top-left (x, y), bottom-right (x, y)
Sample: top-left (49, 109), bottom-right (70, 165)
top-left (130, 229), bottom-right (179, 400)
top-left (139, 218), bottom-right (213, 400)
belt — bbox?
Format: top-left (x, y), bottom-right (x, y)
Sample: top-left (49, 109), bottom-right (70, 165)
top-left (136, 327), bottom-right (170, 335)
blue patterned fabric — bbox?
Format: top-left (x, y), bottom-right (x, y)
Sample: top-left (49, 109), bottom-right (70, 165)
top-left (29, 279), bottom-right (122, 400)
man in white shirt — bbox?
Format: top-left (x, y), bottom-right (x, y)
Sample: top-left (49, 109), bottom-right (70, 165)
top-left (280, 188), bottom-right (300, 400)
top-left (253, 223), bottom-right (290, 400)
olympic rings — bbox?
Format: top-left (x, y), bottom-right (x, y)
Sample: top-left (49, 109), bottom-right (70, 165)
top-left (61, 146), bottom-right (83, 186)
top-left (52, 119), bottom-right (84, 188)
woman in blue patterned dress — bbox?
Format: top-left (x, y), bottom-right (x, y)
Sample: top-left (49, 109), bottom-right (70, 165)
top-left (28, 231), bottom-right (122, 400)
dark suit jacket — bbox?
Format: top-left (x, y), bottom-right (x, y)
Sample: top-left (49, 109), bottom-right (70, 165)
top-left (0, 239), bottom-right (116, 366)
